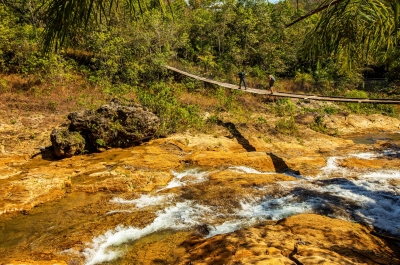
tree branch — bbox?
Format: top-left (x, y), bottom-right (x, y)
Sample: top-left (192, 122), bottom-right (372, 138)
top-left (285, 0), bottom-right (347, 28)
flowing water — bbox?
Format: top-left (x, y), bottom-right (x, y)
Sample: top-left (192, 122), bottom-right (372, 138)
top-left (80, 154), bottom-right (400, 264)
top-left (1, 148), bottom-right (400, 264)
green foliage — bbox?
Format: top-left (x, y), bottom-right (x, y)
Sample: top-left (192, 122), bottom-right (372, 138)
top-left (215, 87), bottom-right (240, 112)
top-left (342, 89), bottom-right (397, 116)
top-left (345, 90), bottom-right (369, 114)
top-left (310, 115), bottom-right (338, 136)
top-left (370, 103), bottom-right (397, 117)
top-left (271, 98), bottom-right (296, 117)
top-left (0, 78), bottom-right (8, 92)
top-left (346, 90), bottom-right (369, 99)
top-left (197, 50), bottom-right (217, 73)
top-left (294, 72), bottom-right (314, 91)
top-left (257, 116), bottom-right (268, 124)
top-left (47, 101), bottom-right (58, 111)
top-left (0, 3), bottom-right (78, 80)
top-left (1, 0), bottom-right (398, 132)
top-left (302, 0), bottom-right (400, 71)
top-left (275, 116), bottom-right (297, 136)
top-left (206, 114), bottom-right (220, 125)
top-left (136, 82), bottom-right (204, 136)
top-left (96, 138), bottom-right (106, 147)
top-left (103, 84), bottom-right (133, 96)
top-left (183, 79), bottom-right (203, 92)
top-left (321, 104), bottom-right (340, 115)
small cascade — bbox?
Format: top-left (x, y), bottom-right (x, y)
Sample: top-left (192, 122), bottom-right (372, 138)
top-left (81, 151), bottom-right (400, 265)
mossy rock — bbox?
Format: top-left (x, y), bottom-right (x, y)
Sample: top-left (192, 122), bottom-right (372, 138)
top-left (50, 99), bottom-right (160, 157)
top-left (50, 128), bottom-right (85, 158)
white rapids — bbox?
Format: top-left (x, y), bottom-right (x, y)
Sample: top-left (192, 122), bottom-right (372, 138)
top-left (81, 151), bottom-right (400, 265)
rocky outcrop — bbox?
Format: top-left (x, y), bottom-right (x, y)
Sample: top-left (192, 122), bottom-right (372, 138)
top-left (50, 128), bottom-right (85, 157)
top-left (50, 99), bottom-right (160, 157)
top-left (321, 113), bottom-right (400, 134)
top-left (177, 214), bottom-right (399, 265)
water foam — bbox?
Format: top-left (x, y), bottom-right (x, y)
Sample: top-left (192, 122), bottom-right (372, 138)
top-left (317, 156), bottom-right (348, 178)
top-left (207, 220), bottom-right (246, 238)
top-left (349, 152), bottom-right (377, 159)
top-left (230, 173), bottom-right (400, 235)
top-left (159, 168), bottom-right (209, 191)
top-left (238, 195), bottom-right (316, 220)
top-left (110, 194), bottom-right (174, 208)
top-left (82, 151), bottom-right (400, 264)
top-left (227, 153), bottom-right (400, 236)
top-left (228, 166), bottom-right (273, 174)
top-left (84, 202), bottom-right (213, 265)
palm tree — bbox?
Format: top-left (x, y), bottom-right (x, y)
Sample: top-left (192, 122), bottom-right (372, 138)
top-left (288, 0), bottom-right (400, 68)
top-left (41, 0), bottom-right (399, 66)
top-left (41, 0), bottom-right (171, 52)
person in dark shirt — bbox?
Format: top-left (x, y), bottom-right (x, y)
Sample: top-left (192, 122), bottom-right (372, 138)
top-left (238, 70), bottom-right (247, 90)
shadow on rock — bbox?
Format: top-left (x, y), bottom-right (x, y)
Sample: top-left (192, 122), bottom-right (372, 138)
top-left (30, 145), bottom-right (60, 161)
top-left (267, 152), bottom-right (301, 175)
top-left (217, 121), bottom-right (256, 152)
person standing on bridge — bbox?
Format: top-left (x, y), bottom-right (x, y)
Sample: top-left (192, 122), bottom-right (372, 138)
top-left (238, 70), bottom-right (247, 90)
top-left (268, 73), bottom-right (275, 94)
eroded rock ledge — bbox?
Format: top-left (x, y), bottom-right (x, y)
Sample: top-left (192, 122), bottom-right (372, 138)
top-left (50, 99), bottom-right (160, 157)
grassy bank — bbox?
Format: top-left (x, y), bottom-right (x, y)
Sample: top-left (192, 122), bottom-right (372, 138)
top-left (1, 70), bottom-right (398, 141)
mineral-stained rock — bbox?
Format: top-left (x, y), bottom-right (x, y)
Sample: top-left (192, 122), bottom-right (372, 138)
top-left (177, 214), bottom-right (400, 265)
top-left (51, 99), bottom-right (160, 157)
top-left (50, 128), bottom-right (85, 157)
top-left (295, 112), bottom-right (316, 125)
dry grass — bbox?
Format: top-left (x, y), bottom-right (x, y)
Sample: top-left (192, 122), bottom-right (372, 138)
top-left (179, 91), bottom-right (219, 110)
top-left (0, 73), bottom-right (110, 155)
top-left (0, 70), bottom-right (289, 145)
top-left (0, 73), bottom-right (108, 115)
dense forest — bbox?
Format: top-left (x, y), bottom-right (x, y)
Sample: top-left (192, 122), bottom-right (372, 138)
top-left (1, 0), bottom-right (400, 135)
top-left (1, 0), bottom-right (399, 82)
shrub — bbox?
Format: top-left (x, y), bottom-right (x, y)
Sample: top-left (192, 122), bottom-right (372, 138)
top-left (310, 115), bottom-right (338, 136)
top-left (272, 98), bottom-right (296, 117)
top-left (0, 78), bottom-right (8, 92)
top-left (275, 116), bottom-right (297, 136)
top-left (215, 87), bottom-right (239, 112)
top-left (345, 90), bottom-right (369, 114)
top-left (206, 114), bottom-right (220, 124)
top-left (321, 103), bottom-right (339, 115)
top-left (295, 71), bottom-right (314, 92)
top-left (342, 89), bottom-right (396, 115)
top-left (136, 82), bottom-right (204, 136)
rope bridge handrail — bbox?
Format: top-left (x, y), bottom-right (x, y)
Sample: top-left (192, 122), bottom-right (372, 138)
top-left (165, 65), bottom-right (400, 105)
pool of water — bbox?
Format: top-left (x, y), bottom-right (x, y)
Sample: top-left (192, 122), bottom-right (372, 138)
top-left (343, 132), bottom-right (400, 144)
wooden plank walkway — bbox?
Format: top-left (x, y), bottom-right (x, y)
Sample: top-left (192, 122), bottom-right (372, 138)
top-left (166, 65), bottom-right (400, 104)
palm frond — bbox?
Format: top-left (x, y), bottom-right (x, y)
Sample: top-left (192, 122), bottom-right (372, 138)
top-left (301, 0), bottom-right (399, 69)
top-left (42, 0), bottom-right (172, 52)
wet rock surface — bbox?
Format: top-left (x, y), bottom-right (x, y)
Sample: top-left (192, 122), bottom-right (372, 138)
top-left (51, 99), bottom-right (160, 157)
top-left (1, 107), bottom-right (400, 264)
top-left (178, 214), bottom-right (399, 265)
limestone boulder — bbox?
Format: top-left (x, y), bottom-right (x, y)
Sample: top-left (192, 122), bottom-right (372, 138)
top-left (51, 99), bottom-right (160, 157)
top-left (50, 128), bottom-right (85, 157)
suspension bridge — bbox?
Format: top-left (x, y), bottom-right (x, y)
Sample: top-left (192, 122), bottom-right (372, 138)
top-left (166, 65), bottom-right (400, 104)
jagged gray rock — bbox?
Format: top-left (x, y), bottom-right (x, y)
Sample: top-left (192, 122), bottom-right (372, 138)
top-left (50, 128), bottom-right (86, 157)
top-left (50, 99), bottom-right (160, 157)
